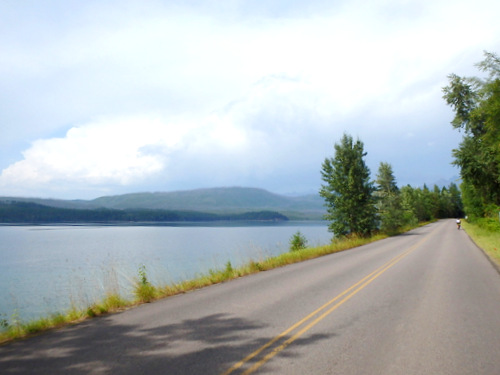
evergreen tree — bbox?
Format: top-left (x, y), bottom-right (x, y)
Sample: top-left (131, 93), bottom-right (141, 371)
top-left (447, 182), bottom-right (464, 218)
top-left (375, 162), bottom-right (405, 233)
top-left (431, 185), bottom-right (443, 219)
top-left (320, 134), bottom-right (377, 237)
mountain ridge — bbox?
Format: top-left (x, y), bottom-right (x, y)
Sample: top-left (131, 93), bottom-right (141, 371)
top-left (0, 187), bottom-right (326, 220)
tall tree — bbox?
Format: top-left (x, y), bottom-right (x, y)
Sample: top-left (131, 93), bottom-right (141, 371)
top-left (441, 183), bottom-right (464, 218)
top-left (400, 185), bottom-right (418, 226)
top-left (375, 162), bottom-right (404, 233)
top-left (320, 133), bottom-right (376, 237)
top-left (443, 51), bottom-right (500, 217)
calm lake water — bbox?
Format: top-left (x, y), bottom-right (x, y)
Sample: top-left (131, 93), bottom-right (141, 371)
top-left (0, 222), bottom-right (330, 322)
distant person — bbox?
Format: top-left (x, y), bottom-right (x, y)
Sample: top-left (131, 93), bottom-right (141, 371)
top-left (456, 218), bottom-right (461, 230)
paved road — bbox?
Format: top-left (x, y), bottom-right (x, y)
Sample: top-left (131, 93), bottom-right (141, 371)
top-left (1, 220), bottom-right (500, 374)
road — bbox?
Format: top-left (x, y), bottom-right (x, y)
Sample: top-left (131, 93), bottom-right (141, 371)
top-left (1, 219), bottom-right (500, 374)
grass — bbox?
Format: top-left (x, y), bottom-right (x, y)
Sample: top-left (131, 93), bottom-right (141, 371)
top-left (0, 224), bottom-right (427, 345)
top-left (134, 264), bottom-right (158, 303)
top-left (0, 293), bottom-right (136, 343)
top-left (462, 221), bottom-right (500, 267)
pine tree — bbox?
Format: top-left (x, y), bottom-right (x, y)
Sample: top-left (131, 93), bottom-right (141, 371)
top-left (375, 162), bottom-right (404, 233)
top-left (320, 134), bottom-right (376, 237)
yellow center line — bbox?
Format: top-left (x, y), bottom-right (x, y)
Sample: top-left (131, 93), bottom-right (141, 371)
top-left (222, 228), bottom-right (435, 375)
top-left (222, 250), bottom-right (408, 375)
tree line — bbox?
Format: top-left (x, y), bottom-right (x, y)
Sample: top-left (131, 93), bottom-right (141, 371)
top-left (320, 133), bottom-right (463, 237)
top-left (320, 51), bottom-right (500, 237)
top-left (0, 201), bottom-right (288, 224)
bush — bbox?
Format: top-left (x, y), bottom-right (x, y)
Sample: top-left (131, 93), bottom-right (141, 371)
top-left (290, 231), bottom-right (308, 252)
top-left (476, 217), bottom-right (500, 232)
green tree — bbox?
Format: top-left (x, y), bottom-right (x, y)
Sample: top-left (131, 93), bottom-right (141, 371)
top-left (399, 185), bottom-right (432, 222)
top-left (320, 133), bottom-right (377, 237)
top-left (375, 162), bottom-right (405, 233)
top-left (460, 180), bottom-right (485, 219)
top-left (398, 183), bottom-right (463, 222)
top-left (447, 182), bottom-right (464, 218)
top-left (400, 185), bottom-right (418, 226)
top-left (438, 183), bottom-right (464, 218)
top-left (431, 185), bottom-right (443, 219)
top-left (443, 51), bottom-right (500, 217)
top-left (420, 185), bottom-right (434, 221)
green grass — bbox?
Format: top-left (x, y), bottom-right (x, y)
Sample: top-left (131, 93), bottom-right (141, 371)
top-left (0, 224), bottom-right (428, 345)
top-left (463, 221), bottom-right (500, 267)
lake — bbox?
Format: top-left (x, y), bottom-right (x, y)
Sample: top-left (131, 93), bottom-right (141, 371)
top-left (0, 222), bottom-right (330, 322)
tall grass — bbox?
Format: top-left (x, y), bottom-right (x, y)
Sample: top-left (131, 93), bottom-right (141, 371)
top-left (133, 264), bottom-right (158, 303)
top-left (463, 221), bottom-right (500, 266)
top-left (0, 229), bottom-right (402, 344)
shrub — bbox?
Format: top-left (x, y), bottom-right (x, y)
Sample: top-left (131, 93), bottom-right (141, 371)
top-left (223, 261), bottom-right (234, 279)
top-left (133, 265), bottom-right (157, 303)
top-left (289, 231), bottom-right (308, 252)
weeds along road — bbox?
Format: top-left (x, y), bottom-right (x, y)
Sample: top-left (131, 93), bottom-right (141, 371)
top-left (2, 219), bottom-right (500, 374)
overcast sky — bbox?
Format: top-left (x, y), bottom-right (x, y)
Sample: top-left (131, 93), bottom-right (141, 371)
top-left (1, 0), bottom-right (499, 199)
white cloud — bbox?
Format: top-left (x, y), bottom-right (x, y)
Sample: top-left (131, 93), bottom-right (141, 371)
top-left (0, 117), bottom-right (180, 186)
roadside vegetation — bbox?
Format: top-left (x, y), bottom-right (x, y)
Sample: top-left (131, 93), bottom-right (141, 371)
top-left (462, 213), bottom-right (500, 267)
top-left (442, 51), bottom-right (500, 267)
top-left (289, 231), bottom-right (308, 252)
top-left (320, 134), bottom-right (463, 239)
top-left (442, 51), bottom-right (500, 220)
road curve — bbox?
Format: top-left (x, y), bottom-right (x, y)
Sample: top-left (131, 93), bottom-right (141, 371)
top-left (1, 219), bottom-right (500, 374)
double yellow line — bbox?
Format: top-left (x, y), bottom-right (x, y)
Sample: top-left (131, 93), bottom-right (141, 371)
top-left (222, 231), bottom-right (433, 375)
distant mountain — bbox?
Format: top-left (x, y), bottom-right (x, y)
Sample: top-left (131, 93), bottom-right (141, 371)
top-left (0, 187), bottom-right (326, 220)
top-left (91, 187), bottom-right (323, 211)
top-left (0, 201), bottom-right (289, 224)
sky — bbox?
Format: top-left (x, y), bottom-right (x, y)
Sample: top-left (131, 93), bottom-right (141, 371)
top-left (1, 0), bottom-right (499, 200)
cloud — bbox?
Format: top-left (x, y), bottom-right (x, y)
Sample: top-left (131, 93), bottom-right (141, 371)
top-left (0, 60), bottom-right (468, 199)
top-left (0, 0), bottom-right (498, 198)
top-left (1, 117), bottom-right (175, 186)
top-left (0, 76), bottom-right (334, 196)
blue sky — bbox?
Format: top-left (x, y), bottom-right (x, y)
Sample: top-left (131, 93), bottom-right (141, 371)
top-left (1, 0), bottom-right (499, 199)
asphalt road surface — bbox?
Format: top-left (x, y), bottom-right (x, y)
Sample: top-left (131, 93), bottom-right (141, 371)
top-left (2, 219), bottom-right (500, 374)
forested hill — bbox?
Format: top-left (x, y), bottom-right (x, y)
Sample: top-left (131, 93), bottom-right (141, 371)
top-left (0, 187), bottom-right (326, 222)
top-left (0, 201), bottom-right (289, 224)
top-left (89, 187), bottom-right (324, 212)
top-left (1, 187), bottom-right (324, 212)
